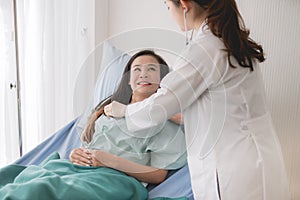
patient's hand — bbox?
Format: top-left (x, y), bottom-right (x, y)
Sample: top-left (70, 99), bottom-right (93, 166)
top-left (91, 150), bottom-right (117, 168)
top-left (69, 147), bottom-right (93, 166)
top-left (90, 150), bottom-right (106, 167)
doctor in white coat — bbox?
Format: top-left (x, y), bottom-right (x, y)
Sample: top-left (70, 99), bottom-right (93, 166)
top-left (104, 0), bottom-right (290, 199)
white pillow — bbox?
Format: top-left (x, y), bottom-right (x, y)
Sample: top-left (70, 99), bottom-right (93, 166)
top-left (76, 41), bottom-right (131, 133)
top-left (92, 41), bottom-right (131, 107)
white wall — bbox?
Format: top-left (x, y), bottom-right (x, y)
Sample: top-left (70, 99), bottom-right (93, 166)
top-left (108, 0), bottom-right (177, 36)
top-left (107, 0), bottom-right (186, 67)
top-left (95, 1), bottom-right (300, 199)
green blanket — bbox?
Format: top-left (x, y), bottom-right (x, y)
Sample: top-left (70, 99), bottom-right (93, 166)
top-left (0, 152), bottom-right (188, 200)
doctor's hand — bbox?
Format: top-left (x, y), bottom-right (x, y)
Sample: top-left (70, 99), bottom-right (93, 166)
top-left (104, 101), bottom-right (126, 118)
top-left (169, 113), bottom-right (184, 125)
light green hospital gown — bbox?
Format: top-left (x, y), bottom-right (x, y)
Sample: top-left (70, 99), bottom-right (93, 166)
top-left (83, 115), bottom-right (187, 170)
top-left (0, 117), bottom-right (188, 200)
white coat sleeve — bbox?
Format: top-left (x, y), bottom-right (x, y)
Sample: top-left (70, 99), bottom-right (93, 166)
top-left (126, 43), bottom-right (224, 132)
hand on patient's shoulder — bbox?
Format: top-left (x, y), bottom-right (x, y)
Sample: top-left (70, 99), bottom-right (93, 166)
top-left (104, 101), bottom-right (126, 118)
top-left (169, 113), bottom-right (184, 125)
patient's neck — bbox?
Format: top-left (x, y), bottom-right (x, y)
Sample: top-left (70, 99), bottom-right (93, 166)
top-left (131, 92), bottom-right (152, 104)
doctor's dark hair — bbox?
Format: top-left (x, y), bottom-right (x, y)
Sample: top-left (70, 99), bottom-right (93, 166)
top-left (170, 0), bottom-right (265, 70)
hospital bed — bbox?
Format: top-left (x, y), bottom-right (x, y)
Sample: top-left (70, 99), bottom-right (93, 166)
top-left (14, 41), bottom-right (194, 200)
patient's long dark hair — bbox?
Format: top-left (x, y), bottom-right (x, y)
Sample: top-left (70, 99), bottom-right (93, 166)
top-left (170, 0), bottom-right (265, 70)
top-left (81, 50), bottom-right (169, 143)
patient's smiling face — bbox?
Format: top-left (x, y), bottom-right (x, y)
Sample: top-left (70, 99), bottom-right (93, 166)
top-left (129, 55), bottom-right (161, 97)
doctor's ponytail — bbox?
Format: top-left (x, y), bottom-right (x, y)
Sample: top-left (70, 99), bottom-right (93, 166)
top-left (172, 0), bottom-right (266, 70)
top-left (202, 0), bottom-right (265, 70)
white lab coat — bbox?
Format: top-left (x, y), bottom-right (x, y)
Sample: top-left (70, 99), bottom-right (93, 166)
top-left (125, 24), bottom-right (290, 200)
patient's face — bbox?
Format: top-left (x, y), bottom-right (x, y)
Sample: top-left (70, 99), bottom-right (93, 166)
top-left (129, 55), bottom-right (161, 96)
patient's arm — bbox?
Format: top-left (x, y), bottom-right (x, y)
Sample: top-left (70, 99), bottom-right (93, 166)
top-left (69, 148), bottom-right (167, 184)
top-left (92, 150), bottom-right (168, 184)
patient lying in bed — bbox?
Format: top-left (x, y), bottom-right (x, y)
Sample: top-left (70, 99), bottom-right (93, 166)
top-left (0, 50), bottom-right (187, 200)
